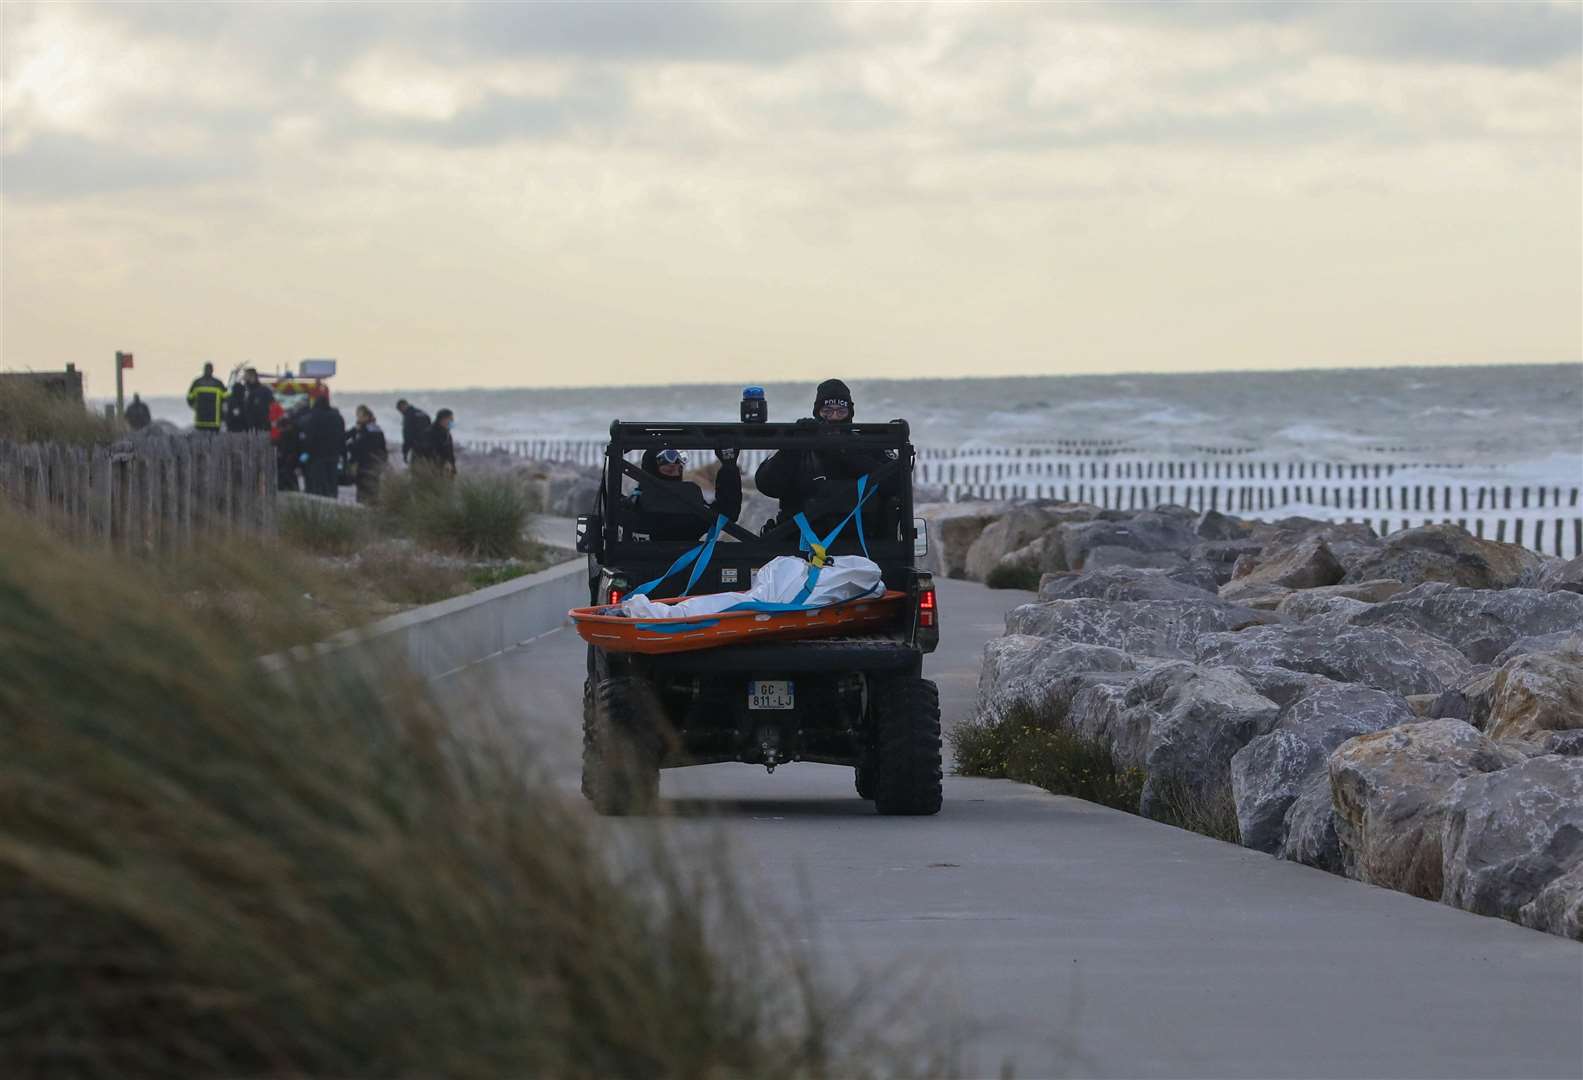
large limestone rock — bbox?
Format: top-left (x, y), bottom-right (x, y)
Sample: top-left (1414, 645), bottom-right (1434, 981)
top-left (1520, 862), bottom-right (1583, 940)
top-left (1441, 755), bottom-right (1583, 938)
top-left (1328, 720), bottom-right (1524, 898)
top-left (1082, 545), bottom-right (1188, 572)
top-left (1038, 565), bottom-right (1218, 603)
top-left (1195, 509), bottom-right (1253, 541)
top-left (1231, 685), bottom-right (1416, 854)
top-left (1342, 582), bottom-right (1583, 664)
top-left (976, 635), bottom-right (1140, 721)
top-left (1191, 539), bottom-right (1265, 585)
top-left (1276, 593), bottom-right (1372, 630)
top-left (1493, 631), bottom-right (1583, 664)
top-left (1195, 623), bottom-right (1473, 698)
top-left (1007, 598), bottom-right (1273, 661)
top-left (1057, 511), bottom-right (1199, 572)
top-left (1276, 579), bottom-right (1407, 613)
top-left (1222, 535), bottom-right (1346, 595)
top-left (1343, 524), bottom-right (1544, 591)
top-left (915, 502), bottom-right (1006, 579)
top-left (1281, 773), bottom-right (1346, 873)
top-left (1483, 649), bottom-right (1583, 746)
top-left (963, 505), bottom-right (1058, 582)
top-left (1537, 554), bottom-right (1583, 595)
top-left (1250, 520), bottom-right (1384, 575)
top-left (1068, 663), bottom-right (1278, 819)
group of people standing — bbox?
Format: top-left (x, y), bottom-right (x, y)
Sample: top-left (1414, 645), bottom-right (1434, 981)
top-left (181, 365), bottom-right (458, 504)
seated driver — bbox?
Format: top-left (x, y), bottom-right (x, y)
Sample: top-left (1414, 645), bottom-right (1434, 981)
top-left (621, 446), bottom-right (742, 542)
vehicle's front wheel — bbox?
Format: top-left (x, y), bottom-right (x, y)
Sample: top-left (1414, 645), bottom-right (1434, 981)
top-left (582, 676), bottom-right (663, 815)
top-left (871, 677), bottom-right (943, 815)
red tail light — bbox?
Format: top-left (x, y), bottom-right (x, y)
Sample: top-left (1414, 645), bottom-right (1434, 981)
top-left (918, 587), bottom-right (937, 628)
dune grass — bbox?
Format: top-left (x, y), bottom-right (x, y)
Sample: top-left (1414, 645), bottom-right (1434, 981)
top-left (0, 515), bottom-right (940, 1078)
top-left (278, 495), bottom-right (374, 556)
top-left (0, 380), bottom-right (123, 446)
top-left (984, 563), bottom-right (1042, 591)
top-left (379, 466), bottom-right (542, 560)
top-left (951, 700), bottom-right (1146, 813)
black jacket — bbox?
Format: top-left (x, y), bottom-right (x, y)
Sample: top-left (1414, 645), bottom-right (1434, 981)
top-left (401, 407), bottom-right (432, 462)
top-left (299, 402), bottom-right (346, 463)
top-left (346, 423), bottom-right (389, 471)
top-left (124, 399), bottom-right (152, 431)
top-left (244, 382), bottom-right (275, 432)
top-left (223, 386), bottom-right (249, 432)
top-left (414, 423), bottom-right (455, 470)
top-left (621, 460), bottom-right (742, 542)
top-left (186, 375), bottom-right (227, 428)
top-left (755, 431), bottom-right (895, 538)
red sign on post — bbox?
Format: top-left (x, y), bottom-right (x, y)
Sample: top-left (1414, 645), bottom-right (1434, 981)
top-left (118, 351), bottom-right (135, 369)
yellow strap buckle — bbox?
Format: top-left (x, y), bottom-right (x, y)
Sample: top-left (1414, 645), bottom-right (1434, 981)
top-left (809, 542), bottom-right (828, 568)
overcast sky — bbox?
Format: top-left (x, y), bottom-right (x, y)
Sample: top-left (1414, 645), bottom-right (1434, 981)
top-left (3, 1), bottom-right (1579, 395)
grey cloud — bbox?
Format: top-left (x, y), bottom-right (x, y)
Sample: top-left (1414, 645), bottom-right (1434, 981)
top-left (1095, 1), bottom-right (1581, 68)
top-left (1, 133), bottom-right (250, 199)
top-left (437, 2), bottom-right (849, 63)
top-left (91, 1), bottom-right (849, 73)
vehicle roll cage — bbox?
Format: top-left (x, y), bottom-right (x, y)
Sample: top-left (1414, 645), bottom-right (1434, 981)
top-left (594, 420), bottom-right (917, 564)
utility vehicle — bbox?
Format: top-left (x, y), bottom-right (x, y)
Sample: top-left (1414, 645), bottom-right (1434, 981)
top-left (575, 420), bottom-right (941, 815)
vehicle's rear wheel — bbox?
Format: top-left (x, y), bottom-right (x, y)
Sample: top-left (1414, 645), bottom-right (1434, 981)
top-left (582, 676), bottom-right (663, 815)
top-left (871, 677), bottom-right (943, 815)
top-left (854, 762), bottom-right (876, 801)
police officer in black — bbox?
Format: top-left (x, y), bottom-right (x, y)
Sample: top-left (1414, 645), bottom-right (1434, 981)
top-left (621, 447), bottom-right (742, 542)
top-left (298, 394), bottom-right (347, 497)
top-left (396, 399), bottom-right (432, 464)
top-left (344, 404), bottom-right (389, 504)
top-left (241, 368), bottom-right (275, 432)
top-left (124, 394), bottom-right (152, 432)
top-left (223, 379), bottom-right (249, 432)
top-left (754, 378), bottom-right (894, 538)
top-left (186, 363), bottom-right (226, 433)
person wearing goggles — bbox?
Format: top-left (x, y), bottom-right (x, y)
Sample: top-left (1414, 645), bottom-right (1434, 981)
top-left (621, 444), bottom-right (742, 543)
top-left (755, 378), bottom-right (897, 538)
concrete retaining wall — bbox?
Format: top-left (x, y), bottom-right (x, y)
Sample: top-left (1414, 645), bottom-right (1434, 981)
top-left (263, 556), bottom-right (588, 680)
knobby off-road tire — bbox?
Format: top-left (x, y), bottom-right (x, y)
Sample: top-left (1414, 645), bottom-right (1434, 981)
top-left (582, 676), bottom-right (664, 816)
top-left (854, 763), bottom-right (876, 801)
top-left (871, 677), bottom-right (943, 815)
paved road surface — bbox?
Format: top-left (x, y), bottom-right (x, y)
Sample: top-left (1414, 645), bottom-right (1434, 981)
top-left (455, 551), bottom-right (1583, 1079)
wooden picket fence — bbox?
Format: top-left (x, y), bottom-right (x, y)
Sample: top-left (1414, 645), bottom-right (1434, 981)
top-left (0, 432), bottom-right (277, 552)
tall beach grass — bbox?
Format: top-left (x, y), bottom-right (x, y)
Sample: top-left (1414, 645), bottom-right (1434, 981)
top-left (0, 515), bottom-right (933, 1078)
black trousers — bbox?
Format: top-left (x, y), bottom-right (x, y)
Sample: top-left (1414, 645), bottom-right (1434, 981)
top-left (306, 460), bottom-right (338, 498)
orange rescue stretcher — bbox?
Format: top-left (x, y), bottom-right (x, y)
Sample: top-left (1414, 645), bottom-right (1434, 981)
top-left (570, 591), bottom-right (908, 656)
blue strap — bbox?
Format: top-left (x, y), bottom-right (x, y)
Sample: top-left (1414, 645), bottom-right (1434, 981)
top-left (684, 514), bottom-right (727, 595)
top-left (633, 618), bottom-right (722, 633)
top-left (630, 514), bottom-right (726, 598)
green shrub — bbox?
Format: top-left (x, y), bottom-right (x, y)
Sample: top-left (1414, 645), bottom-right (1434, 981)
top-left (0, 380), bottom-right (122, 445)
top-left (278, 494), bottom-right (372, 556)
top-left (0, 516), bottom-right (928, 1078)
top-left (1151, 777), bottom-right (1243, 844)
top-left (381, 468), bottom-right (537, 560)
top-left (951, 701), bottom-right (1145, 813)
top-left (984, 562), bottom-right (1042, 591)
top-left (354, 547), bottom-right (471, 606)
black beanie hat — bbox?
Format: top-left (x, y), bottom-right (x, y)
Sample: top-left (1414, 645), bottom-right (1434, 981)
top-left (813, 378), bottom-right (854, 418)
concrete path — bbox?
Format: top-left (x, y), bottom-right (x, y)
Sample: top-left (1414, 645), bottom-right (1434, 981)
top-left (456, 570), bottom-right (1583, 1079)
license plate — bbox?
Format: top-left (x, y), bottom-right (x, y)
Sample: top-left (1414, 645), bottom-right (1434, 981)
top-left (748, 680), bottom-right (794, 710)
